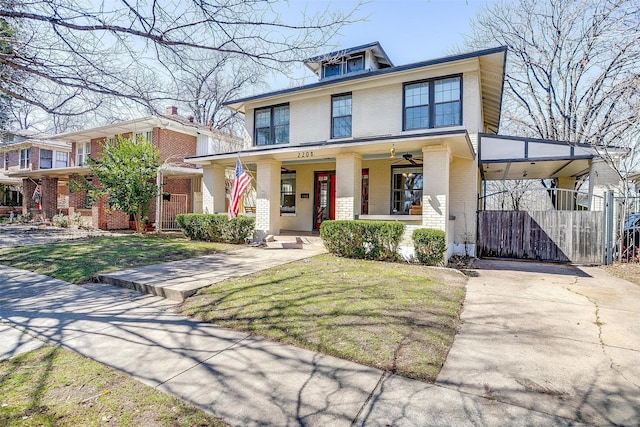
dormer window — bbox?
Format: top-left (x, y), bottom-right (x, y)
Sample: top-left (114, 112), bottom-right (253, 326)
top-left (322, 55), bottom-right (365, 79)
top-left (347, 56), bottom-right (364, 73)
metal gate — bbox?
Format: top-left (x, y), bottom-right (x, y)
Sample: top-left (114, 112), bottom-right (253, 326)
top-left (161, 194), bottom-right (188, 230)
top-left (478, 188), bottom-right (604, 264)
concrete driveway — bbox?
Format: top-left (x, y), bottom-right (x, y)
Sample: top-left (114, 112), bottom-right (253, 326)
top-left (437, 260), bottom-right (640, 426)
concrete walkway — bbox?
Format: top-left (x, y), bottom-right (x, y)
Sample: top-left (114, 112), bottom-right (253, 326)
top-left (97, 237), bottom-right (326, 300)
top-left (1, 257), bottom-right (639, 425)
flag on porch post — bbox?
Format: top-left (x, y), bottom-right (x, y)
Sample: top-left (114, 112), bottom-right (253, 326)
top-left (228, 159), bottom-right (252, 219)
top-left (32, 185), bottom-right (42, 210)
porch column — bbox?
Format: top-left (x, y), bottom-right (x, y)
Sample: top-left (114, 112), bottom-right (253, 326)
top-left (422, 145), bottom-right (451, 234)
top-left (588, 159), bottom-right (619, 210)
top-left (202, 164), bottom-right (226, 214)
top-left (556, 177), bottom-right (576, 210)
top-left (255, 160), bottom-right (281, 238)
top-left (335, 153), bottom-right (362, 220)
top-left (41, 176), bottom-right (58, 220)
top-left (22, 178), bottom-right (36, 215)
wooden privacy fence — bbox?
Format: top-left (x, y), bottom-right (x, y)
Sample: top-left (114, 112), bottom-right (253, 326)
top-left (478, 210), bottom-right (603, 264)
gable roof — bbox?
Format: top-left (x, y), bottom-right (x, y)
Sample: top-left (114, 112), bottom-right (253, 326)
top-left (225, 46), bottom-right (507, 133)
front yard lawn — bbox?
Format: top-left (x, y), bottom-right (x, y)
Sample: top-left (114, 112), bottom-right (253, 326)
top-left (181, 254), bottom-right (467, 382)
top-left (0, 235), bottom-right (234, 284)
top-left (0, 345), bottom-right (227, 426)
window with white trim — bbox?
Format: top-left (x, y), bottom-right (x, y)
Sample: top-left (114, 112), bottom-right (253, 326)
top-left (19, 148), bottom-right (30, 169)
top-left (55, 151), bottom-right (69, 168)
top-left (40, 149), bottom-right (53, 169)
top-left (76, 142), bottom-right (91, 166)
top-left (134, 130), bottom-right (153, 143)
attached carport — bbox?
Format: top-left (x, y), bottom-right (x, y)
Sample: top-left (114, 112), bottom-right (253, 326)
top-left (477, 134), bottom-right (608, 264)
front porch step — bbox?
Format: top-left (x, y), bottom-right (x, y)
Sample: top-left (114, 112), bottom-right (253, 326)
top-left (263, 235), bottom-right (324, 250)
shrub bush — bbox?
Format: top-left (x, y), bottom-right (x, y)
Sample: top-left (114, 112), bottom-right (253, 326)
top-left (176, 214), bottom-right (255, 244)
top-left (320, 220), bottom-right (404, 261)
top-left (52, 213), bottom-right (69, 228)
top-left (413, 228), bottom-right (447, 265)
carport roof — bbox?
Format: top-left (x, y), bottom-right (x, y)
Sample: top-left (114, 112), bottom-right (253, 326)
top-left (479, 134), bottom-right (598, 180)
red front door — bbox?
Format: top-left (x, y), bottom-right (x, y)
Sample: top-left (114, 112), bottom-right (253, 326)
top-left (314, 171), bottom-right (336, 230)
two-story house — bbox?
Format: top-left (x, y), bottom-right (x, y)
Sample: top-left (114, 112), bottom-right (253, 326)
top-left (10, 107), bottom-right (244, 229)
top-left (186, 43), bottom-right (506, 257)
top-left (1, 130), bottom-right (71, 216)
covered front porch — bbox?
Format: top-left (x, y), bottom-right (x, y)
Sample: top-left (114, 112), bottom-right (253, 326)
top-left (188, 130), bottom-right (478, 256)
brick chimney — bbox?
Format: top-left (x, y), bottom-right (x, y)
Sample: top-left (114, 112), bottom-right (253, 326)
top-left (165, 106), bottom-right (178, 115)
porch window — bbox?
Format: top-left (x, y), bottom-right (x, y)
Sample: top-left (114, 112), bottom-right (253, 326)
top-left (361, 169), bottom-right (369, 214)
top-left (403, 75), bottom-right (461, 130)
top-left (391, 166), bottom-right (423, 215)
top-left (40, 149), bottom-right (53, 169)
top-left (55, 151), bottom-right (69, 168)
top-left (254, 104), bottom-right (289, 146)
top-left (331, 93), bottom-right (352, 138)
top-left (19, 148), bottom-right (30, 169)
top-left (280, 172), bottom-right (296, 213)
top-left (76, 142), bottom-right (91, 166)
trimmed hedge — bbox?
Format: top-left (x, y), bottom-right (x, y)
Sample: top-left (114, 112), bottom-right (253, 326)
top-left (413, 228), bottom-right (446, 265)
top-left (320, 220), bottom-right (404, 261)
top-left (175, 214), bottom-right (255, 244)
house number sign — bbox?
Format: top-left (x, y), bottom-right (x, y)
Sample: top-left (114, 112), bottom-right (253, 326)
top-left (297, 151), bottom-right (314, 158)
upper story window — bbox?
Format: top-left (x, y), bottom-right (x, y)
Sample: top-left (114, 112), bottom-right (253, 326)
top-left (403, 75), bottom-right (462, 130)
top-left (134, 130), bottom-right (153, 143)
top-left (40, 149), bottom-right (53, 169)
top-left (255, 104), bottom-right (289, 146)
top-left (331, 93), bottom-right (352, 139)
top-left (55, 151), bottom-right (69, 168)
top-left (322, 55), bottom-right (364, 79)
top-left (76, 142), bottom-right (91, 166)
top-left (19, 148), bottom-right (30, 169)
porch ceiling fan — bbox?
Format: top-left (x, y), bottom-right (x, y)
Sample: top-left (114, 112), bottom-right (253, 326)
top-left (391, 152), bottom-right (423, 165)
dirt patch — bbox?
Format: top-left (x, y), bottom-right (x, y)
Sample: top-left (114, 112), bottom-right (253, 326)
top-left (601, 262), bottom-right (640, 287)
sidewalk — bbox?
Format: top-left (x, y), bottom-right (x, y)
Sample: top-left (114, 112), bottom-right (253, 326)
top-left (0, 261), bottom-right (572, 426)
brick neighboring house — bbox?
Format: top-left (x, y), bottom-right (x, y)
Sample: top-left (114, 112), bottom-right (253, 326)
top-left (9, 107), bottom-right (244, 230)
top-left (1, 130), bottom-right (72, 217)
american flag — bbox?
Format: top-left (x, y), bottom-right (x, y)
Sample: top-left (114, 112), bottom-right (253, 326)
top-left (228, 159), bottom-right (252, 219)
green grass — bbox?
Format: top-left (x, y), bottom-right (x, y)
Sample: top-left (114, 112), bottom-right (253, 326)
top-left (181, 254), bottom-right (467, 382)
top-left (0, 345), bottom-right (227, 427)
top-left (0, 235), bottom-right (235, 283)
